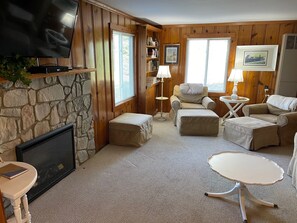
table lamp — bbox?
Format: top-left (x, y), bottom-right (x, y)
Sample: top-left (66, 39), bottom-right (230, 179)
top-left (228, 69), bottom-right (244, 100)
top-left (157, 65), bottom-right (171, 121)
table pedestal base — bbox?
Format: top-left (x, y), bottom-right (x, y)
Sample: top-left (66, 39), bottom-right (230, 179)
top-left (157, 112), bottom-right (167, 121)
top-left (205, 182), bottom-right (278, 222)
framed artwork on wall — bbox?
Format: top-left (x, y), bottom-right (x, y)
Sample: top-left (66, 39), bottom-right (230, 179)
top-left (234, 45), bottom-right (278, 71)
top-left (164, 44), bottom-right (180, 64)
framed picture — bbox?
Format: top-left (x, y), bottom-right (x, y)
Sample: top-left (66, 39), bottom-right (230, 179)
top-left (164, 44), bottom-right (179, 64)
top-left (234, 45), bottom-right (278, 71)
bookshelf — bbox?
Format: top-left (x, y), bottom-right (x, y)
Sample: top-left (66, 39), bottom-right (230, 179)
top-left (137, 24), bottom-right (162, 115)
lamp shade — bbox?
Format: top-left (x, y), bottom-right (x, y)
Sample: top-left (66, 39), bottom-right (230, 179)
top-left (228, 69), bottom-right (243, 83)
top-left (157, 65), bottom-right (171, 78)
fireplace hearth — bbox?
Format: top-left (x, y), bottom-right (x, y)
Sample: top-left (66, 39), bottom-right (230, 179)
top-left (16, 124), bottom-right (75, 202)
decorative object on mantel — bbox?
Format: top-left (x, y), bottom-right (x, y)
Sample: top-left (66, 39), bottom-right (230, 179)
top-left (234, 45), bottom-right (278, 71)
top-left (0, 55), bottom-right (35, 85)
top-left (228, 68), bottom-right (244, 100)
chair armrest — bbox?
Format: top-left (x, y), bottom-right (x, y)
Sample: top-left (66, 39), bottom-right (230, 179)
top-left (277, 112), bottom-right (297, 145)
top-left (242, 103), bottom-right (268, 116)
top-left (202, 96), bottom-right (216, 110)
top-left (170, 95), bottom-right (181, 112)
top-left (277, 112), bottom-right (297, 127)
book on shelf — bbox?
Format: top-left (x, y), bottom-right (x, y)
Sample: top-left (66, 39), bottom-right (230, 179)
top-left (0, 163), bottom-right (28, 179)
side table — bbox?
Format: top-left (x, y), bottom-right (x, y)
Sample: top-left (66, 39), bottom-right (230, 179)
top-left (0, 161), bottom-right (37, 223)
top-left (220, 96), bottom-right (250, 123)
top-left (155, 96), bottom-right (168, 121)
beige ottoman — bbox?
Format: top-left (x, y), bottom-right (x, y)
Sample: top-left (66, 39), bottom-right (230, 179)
top-left (177, 109), bottom-right (219, 136)
top-left (223, 117), bottom-right (279, 150)
top-left (109, 113), bottom-right (153, 147)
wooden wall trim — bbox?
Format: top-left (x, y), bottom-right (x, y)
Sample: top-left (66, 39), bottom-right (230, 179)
top-left (161, 20), bottom-right (297, 117)
top-left (84, 0), bottom-right (161, 27)
top-left (163, 20), bottom-right (297, 28)
top-left (184, 33), bottom-right (236, 39)
top-left (110, 23), bottom-right (136, 34)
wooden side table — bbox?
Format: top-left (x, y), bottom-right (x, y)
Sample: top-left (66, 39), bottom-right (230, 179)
top-left (220, 96), bottom-right (250, 123)
top-left (155, 96), bottom-right (168, 121)
top-left (0, 161), bottom-right (37, 223)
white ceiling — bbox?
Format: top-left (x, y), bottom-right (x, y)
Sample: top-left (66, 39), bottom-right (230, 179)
top-left (97, 0), bottom-right (297, 25)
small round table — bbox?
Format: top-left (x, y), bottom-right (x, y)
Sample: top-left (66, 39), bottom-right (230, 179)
top-left (155, 96), bottom-right (168, 121)
top-left (220, 96), bottom-right (250, 123)
top-left (205, 152), bottom-right (284, 222)
top-left (0, 161), bottom-right (37, 223)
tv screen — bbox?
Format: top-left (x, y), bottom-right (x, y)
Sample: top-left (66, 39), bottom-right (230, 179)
top-left (0, 0), bottom-right (79, 58)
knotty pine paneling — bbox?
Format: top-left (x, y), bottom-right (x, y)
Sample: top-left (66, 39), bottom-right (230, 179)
top-left (85, 2), bottom-right (139, 150)
top-left (37, 0), bottom-right (140, 151)
top-left (161, 21), bottom-right (297, 117)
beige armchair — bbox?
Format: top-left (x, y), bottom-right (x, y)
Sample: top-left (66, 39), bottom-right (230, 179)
top-left (242, 95), bottom-right (297, 145)
top-left (170, 84), bottom-right (216, 125)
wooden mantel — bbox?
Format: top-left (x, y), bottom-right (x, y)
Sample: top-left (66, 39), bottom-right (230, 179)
top-left (0, 68), bottom-right (96, 83)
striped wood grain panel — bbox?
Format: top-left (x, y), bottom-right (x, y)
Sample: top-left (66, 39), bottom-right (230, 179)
top-left (161, 21), bottom-right (297, 116)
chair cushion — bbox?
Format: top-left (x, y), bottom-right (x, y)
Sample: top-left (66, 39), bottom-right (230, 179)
top-left (267, 95), bottom-right (297, 113)
top-left (173, 85), bottom-right (208, 104)
top-left (267, 104), bottom-right (289, 115)
top-left (180, 83), bottom-right (203, 94)
top-left (250, 114), bottom-right (278, 124)
top-left (181, 102), bottom-right (206, 109)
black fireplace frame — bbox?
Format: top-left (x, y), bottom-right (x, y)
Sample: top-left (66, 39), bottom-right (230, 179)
top-left (16, 124), bottom-right (76, 202)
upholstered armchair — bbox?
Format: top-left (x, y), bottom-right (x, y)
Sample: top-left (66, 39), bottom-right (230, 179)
top-left (170, 84), bottom-right (216, 125)
top-left (242, 95), bottom-right (297, 145)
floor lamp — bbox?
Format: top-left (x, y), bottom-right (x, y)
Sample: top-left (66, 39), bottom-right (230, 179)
top-left (156, 65), bottom-right (171, 121)
top-left (228, 69), bottom-right (244, 100)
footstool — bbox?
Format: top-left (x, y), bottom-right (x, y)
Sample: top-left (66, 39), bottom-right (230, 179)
top-left (177, 109), bottom-right (219, 136)
top-left (223, 117), bottom-right (279, 150)
top-left (109, 113), bottom-right (153, 147)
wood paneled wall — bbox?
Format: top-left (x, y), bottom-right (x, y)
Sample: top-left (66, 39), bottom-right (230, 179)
top-left (161, 21), bottom-right (297, 116)
top-left (80, 1), bottom-right (140, 149)
top-left (35, 1), bottom-right (297, 150)
top-left (37, 0), bottom-right (141, 151)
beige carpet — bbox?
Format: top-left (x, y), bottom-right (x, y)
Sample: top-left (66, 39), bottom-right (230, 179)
top-left (30, 114), bottom-right (297, 223)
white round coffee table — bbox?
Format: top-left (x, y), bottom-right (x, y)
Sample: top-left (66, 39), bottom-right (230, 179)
top-left (205, 151), bottom-right (284, 223)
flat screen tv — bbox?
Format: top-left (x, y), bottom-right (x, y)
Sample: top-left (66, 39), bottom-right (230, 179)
top-left (0, 0), bottom-right (79, 58)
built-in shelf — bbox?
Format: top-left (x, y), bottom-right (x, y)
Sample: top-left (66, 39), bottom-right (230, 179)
top-left (146, 57), bottom-right (159, 61)
top-left (0, 68), bottom-right (96, 83)
top-left (147, 45), bottom-right (159, 49)
top-left (146, 70), bottom-right (158, 75)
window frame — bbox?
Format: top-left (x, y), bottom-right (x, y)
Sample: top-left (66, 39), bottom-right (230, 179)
top-left (183, 33), bottom-right (237, 94)
top-left (110, 24), bottom-right (137, 109)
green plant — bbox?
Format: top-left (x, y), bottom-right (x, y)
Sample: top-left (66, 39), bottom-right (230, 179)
top-left (0, 55), bottom-right (36, 85)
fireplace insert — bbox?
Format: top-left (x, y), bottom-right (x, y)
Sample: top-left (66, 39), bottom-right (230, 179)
top-left (16, 124), bottom-right (75, 202)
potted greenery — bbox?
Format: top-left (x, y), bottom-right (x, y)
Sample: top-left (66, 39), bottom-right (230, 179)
top-left (0, 55), bottom-right (35, 85)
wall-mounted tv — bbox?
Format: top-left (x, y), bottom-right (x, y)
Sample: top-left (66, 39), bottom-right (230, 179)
top-left (0, 0), bottom-right (79, 58)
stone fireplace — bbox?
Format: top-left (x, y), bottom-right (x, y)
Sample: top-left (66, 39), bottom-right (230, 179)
top-left (0, 72), bottom-right (95, 166)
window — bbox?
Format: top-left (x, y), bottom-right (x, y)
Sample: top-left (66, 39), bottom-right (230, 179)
top-left (185, 38), bottom-right (230, 92)
top-left (112, 31), bottom-right (135, 105)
